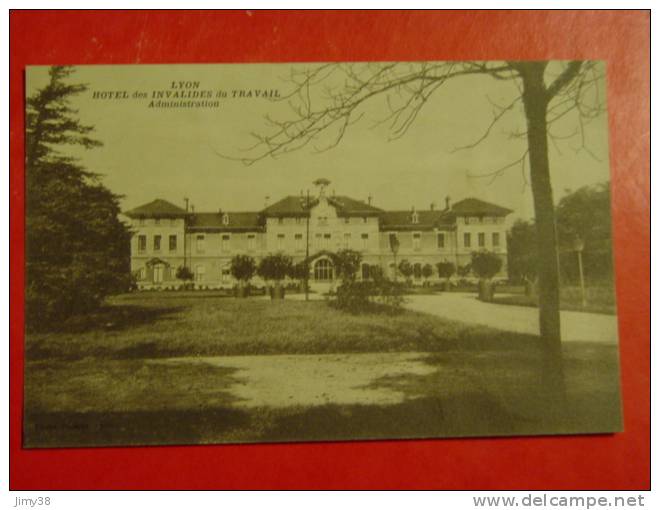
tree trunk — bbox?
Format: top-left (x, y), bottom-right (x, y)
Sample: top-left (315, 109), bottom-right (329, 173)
top-left (519, 62), bottom-right (566, 401)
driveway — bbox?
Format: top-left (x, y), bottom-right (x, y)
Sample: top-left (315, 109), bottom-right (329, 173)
top-left (404, 292), bottom-right (619, 344)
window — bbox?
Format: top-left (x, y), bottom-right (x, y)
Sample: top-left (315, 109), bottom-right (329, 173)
top-left (437, 232), bottom-right (445, 249)
top-left (363, 217), bottom-right (368, 223)
top-left (413, 232), bottom-right (421, 251)
top-left (138, 235), bottom-right (147, 252)
top-left (492, 232), bottom-right (500, 248)
top-left (318, 216), bottom-right (328, 226)
top-left (344, 217), bottom-right (350, 224)
top-left (478, 233), bottom-right (485, 247)
top-left (278, 217), bottom-right (284, 225)
top-left (221, 267), bottom-right (231, 283)
top-left (343, 232), bottom-right (351, 248)
top-left (361, 264), bottom-right (370, 280)
top-left (315, 233), bottom-right (322, 249)
top-left (138, 267), bottom-right (146, 280)
top-left (155, 218), bottom-right (161, 226)
top-left (464, 233), bottom-right (471, 248)
top-left (323, 233), bottom-right (331, 249)
top-left (139, 218), bottom-right (145, 226)
top-left (248, 234), bottom-right (256, 252)
top-left (153, 235), bottom-right (161, 251)
top-left (222, 234), bottom-right (231, 252)
top-left (296, 217), bottom-right (302, 224)
top-left (361, 233), bottom-right (369, 250)
top-left (196, 235), bottom-right (205, 253)
top-left (314, 259), bottom-right (333, 281)
top-left (222, 213), bottom-right (230, 226)
top-left (153, 264), bottom-right (164, 283)
top-left (195, 265), bottom-right (205, 282)
top-left (169, 235), bottom-right (177, 251)
top-left (295, 233), bottom-right (304, 252)
top-left (170, 218), bottom-right (177, 226)
top-left (277, 233), bottom-right (285, 251)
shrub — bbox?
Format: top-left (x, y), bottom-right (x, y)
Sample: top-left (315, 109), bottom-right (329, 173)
top-left (257, 253), bottom-right (293, 282)
top-left (436, 261), bottom-right (456, 290)
top-left (421, 263), bottom-right (434, 285)
top-left (333, 278), bottom-right (404, 314)
top-left (398, 259), bottom-right (413, 284)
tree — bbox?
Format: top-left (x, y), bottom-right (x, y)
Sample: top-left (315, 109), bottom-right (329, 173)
top-left (507, 220), bottom-right (538, 294)
top-left (257, 253), bottom-right (293, 299)
top-left (397, 259), bottom-right (413, 285)
top-left (230, 254), bottom-right (257, 297)
top-left (556, 182), bottom-right (613, 284)
top-left (290, 261), bottom-right (310, 291)
top-left (26, 66), bottom-right (132, 329)
top-left (223, 60), bottom-right (604, 396)
top-left (334, 249), bottom-right (362, 282)
top-left (421, 263), bottom-right (434, 285)
top-left (436, 261), bottom-right (456, 290)
top-left (471, 251), bottom-right (503, 302)
top-left (175, 265), bottom-right (194, 290)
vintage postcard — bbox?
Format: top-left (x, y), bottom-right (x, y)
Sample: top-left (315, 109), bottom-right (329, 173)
top-left (24, 62), bottom-right (621, 447)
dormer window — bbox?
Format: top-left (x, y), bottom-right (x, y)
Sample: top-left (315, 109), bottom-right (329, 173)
top-left (222, 213), bottom-right (230, 226)
top-left (411, 212), bottom-right (419, 224)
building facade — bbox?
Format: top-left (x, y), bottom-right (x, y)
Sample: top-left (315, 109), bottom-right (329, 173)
top-left (125, 183), bottom-right (512, 290)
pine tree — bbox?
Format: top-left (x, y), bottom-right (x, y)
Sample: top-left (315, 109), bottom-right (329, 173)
top-left (26, 66), bottom-right (132, 329)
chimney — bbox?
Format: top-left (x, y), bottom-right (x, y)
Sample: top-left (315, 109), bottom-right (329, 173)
top-left (445, 196), bottom-right (451, 210)
top-left (184, 197), bottom-right (189, 212)
top-left (264, 195), bottom-right (270, 208)
top-left (367, 195), bottom-right (373, 205)
top-left (430, 202), bottom-right (436, 211)
top-left (190, 204), bottom-right (195, 214)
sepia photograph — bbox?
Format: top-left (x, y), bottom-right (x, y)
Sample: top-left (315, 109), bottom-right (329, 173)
top-left (24, 61), bottom-right (621, 448)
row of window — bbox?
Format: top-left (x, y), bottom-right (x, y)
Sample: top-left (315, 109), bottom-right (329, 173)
top-left (137, 231), bottom-right (501, 254)
top-left (463, 232), bottom-right (500, 248)
top-left (137, 218), bottom-right (179, 226)
top-left (462, 216), bottom-right (504, 225)
top-left (138, 234), bottom-right (177, 252)
top-left (274, 216), bottom-right (371, 226)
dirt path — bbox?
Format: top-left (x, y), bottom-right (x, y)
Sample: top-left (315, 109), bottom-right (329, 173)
top-left (403, 293), bottom-right (619, 343)
top-left (158, 352), bottom-right (435, 408)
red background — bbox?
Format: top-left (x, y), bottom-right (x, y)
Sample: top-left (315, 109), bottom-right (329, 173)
top-left (9, 10), bottom-right (650, 490)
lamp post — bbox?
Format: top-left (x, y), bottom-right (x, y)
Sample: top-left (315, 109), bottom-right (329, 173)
top-left (573, 236), bottom-right (586, 307)
top-left (302, 190), bottom-right (310, 302)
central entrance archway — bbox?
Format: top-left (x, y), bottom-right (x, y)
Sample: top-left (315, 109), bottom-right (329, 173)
top-left (313, 258), bottom-right (334, 281)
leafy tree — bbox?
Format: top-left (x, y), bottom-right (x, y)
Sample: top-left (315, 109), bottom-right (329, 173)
top-left (436, 261), bottom-right (456, 289)
top-left (471, 250), bottom-right (503, 303)
top-left (421, 263), bottom-right (434, 284)
top-left (175, 265), bottom-right (194, 289)
top-left (230, 254), bottom-right (257, 284)
top-left (471, 251), bottom-right (503, 279)
top-left (507, 220), bottom-right (538, 290)
top-left (334, 249), bottom-right (362, 282)
top-left (398, 259), bottom-right (413, 284)
top-left (257, 254), bottom-right (293, 283)
top-left (556, 182), bottom-right (613, 284)
top-left (26, 66), bottom-right (131, 329)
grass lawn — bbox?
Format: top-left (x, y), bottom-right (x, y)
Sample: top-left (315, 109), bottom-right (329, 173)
top-left (24, 292), bottom-right (622, 447)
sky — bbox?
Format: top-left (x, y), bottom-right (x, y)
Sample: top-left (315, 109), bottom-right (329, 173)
top-left (26, 62), bottom-right (611, 221)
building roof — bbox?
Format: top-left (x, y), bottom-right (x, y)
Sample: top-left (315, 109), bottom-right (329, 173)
top-left (187, 212), bottom-right (263, 232)
top-left (262, 195), bottom-right (383, 217)
top-left (124, 199), bottom-right (187, 218)
top-left (450, 198), bottom-right (513, 216)
top-left (379, 209), bottom-right (454, 231)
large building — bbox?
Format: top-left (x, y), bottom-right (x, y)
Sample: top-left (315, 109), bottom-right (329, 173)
top-left (125, 181), bottom-right (512, 290)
